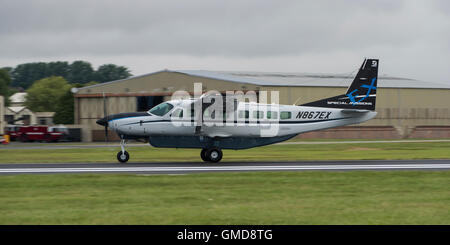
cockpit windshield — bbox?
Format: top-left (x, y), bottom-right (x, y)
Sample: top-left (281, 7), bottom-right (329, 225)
top-left (148, 102), bottom-right (174, 116)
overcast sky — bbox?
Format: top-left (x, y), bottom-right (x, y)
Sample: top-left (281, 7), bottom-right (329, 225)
top-left (1, 0), bottom-right (449, 84)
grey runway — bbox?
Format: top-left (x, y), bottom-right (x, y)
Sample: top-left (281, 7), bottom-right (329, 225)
top-left (0, 159), bottom-right (449, 175)
top-left (2, 139), bottom-right (450, 150)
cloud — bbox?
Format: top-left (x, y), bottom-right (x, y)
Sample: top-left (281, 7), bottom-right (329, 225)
top-left (0, 0), bottom-right (449, 83)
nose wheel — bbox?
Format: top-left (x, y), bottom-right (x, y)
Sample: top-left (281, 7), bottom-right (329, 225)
top-left (201, 148), bottom-right (223, 163)
top-left (117, 138), bottom-right (130, 163)
top-left (117, 150), bottom-right (129, 163)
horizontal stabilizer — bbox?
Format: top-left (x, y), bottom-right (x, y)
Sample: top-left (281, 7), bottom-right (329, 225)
top-left (340, 109), bottom-right (370, 114)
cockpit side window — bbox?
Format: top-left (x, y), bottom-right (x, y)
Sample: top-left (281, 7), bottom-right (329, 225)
top-left (171, 108), bottom-right (183, 118)
top-left (148, 102), bottom-right (174, 116)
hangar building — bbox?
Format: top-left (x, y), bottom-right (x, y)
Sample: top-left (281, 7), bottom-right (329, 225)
top-left (73, 70), bottom-right (450, 141)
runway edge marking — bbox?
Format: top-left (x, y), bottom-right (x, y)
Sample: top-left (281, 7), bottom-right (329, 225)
top-left (1, 164), bottom-right (450, 173)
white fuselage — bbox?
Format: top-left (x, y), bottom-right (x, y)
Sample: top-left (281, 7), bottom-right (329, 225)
top-left (107, 100), bottom-right (377, 139)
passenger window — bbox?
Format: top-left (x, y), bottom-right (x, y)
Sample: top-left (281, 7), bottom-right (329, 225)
top-left (203, 110), bottom-right (216, 119)
top-left (253, 111), bottom-right (264, 119)
top-left (238, 110), bottom-right (249, 119)
top-left (267, 111), bottom-right (278, 119)
top-left (280, 111), bottom-right (292, 120)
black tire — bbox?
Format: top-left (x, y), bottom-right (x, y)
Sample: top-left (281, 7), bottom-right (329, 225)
top-left (206, 148), bottom-right (223, 163)
top-left (200, 149), bottom-right (209, 162)
top-left (117, 151), bottom-right (130, 163)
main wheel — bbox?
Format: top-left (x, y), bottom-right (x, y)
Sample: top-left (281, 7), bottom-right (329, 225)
top-left (206, 148), bottom-right (223, 163)
top-left (117, 151), bottom-right (130, 163)
top-left (200, 149), bottom-right (209, 162)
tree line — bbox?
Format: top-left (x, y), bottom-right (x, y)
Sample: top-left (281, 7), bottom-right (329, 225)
top-left (0, 61), bottom-right (133, 124)
top-left (2, 60), bottom-right (132, 89)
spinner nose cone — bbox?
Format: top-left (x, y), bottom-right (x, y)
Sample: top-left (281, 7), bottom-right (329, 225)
top-left (96, 117), bottom-right (108, 126)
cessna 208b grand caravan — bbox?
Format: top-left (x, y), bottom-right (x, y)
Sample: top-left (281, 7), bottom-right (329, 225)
top-left (97, 59), bottom-right (379, 163)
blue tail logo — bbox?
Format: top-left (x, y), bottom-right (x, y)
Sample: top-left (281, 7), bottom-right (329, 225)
top-left (346, 78), bottom-right (377, 105)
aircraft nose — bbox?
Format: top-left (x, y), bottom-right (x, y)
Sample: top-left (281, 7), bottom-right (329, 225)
top-left (96, 117), bottom-right (108, 126)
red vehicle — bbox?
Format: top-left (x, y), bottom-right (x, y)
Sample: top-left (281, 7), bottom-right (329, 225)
top-left (17, 125), bottom-right (68, 142)
top-left (4, 125), bottom-right (20, 141)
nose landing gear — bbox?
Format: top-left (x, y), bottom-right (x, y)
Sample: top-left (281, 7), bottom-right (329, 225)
top-left (117, 138), bottom-right (129, 163)
top-left (200, 148), bottom-right (223, 163)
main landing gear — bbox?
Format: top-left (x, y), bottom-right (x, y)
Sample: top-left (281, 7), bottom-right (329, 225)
top-left (200, 148), bottom-right (223, 163)
top-left (117, 138), bottom-right (129, 163)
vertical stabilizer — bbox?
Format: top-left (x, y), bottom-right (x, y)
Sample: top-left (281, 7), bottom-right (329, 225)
top-left (301, 59), bottom-right (378, 110)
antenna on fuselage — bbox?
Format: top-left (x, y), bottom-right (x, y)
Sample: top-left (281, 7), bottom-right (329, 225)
top-left (292, 97), bottom-right (302, 106)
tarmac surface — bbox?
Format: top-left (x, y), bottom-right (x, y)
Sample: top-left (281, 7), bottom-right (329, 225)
top-left (0, 159), bottom-right (449, 175)
top-left (2, 139), bottom-right (450, 150)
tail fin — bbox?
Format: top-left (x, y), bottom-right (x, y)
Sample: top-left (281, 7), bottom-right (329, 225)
top-left (301, 58), bottom-right (378, 110)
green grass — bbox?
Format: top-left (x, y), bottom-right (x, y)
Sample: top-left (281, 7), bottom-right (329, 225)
top-left (0, 171), bottom-right (449, 224)
top-left (1, 141), bottom-right (449, 224)
top-left (1, 141), bottom-right (450, 163)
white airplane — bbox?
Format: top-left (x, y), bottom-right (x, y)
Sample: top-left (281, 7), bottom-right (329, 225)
top-left (97, 59), bottom-right (379, 163)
